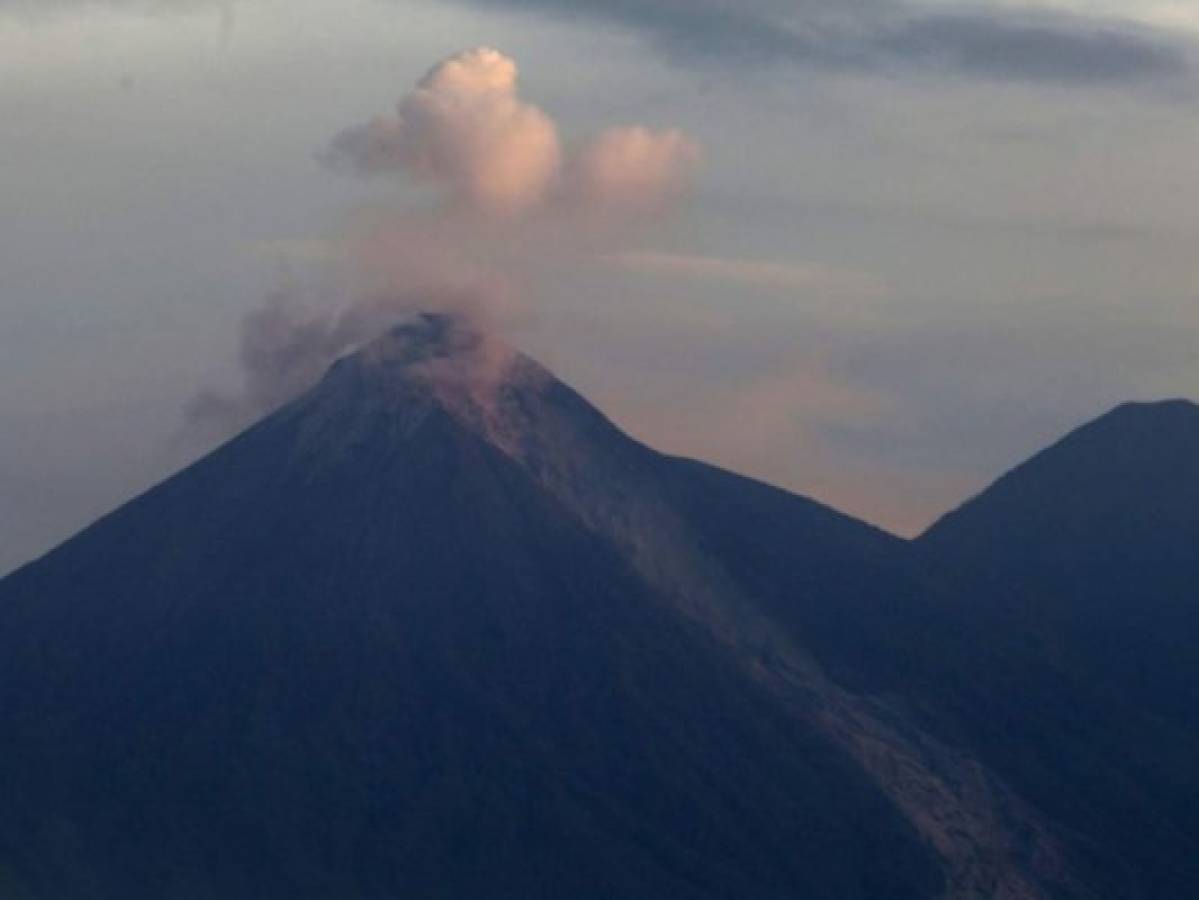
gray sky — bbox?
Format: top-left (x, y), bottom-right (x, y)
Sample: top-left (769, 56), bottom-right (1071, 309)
top-left (2, 0), bottom-right (1198, 572)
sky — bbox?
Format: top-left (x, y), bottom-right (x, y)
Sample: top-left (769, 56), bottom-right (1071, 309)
top-left (1, 0), bottom-right (1197, 572)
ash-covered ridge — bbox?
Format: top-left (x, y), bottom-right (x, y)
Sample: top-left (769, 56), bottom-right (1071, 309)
top-left (286, 314), bottom-right (1085, 900)
top-left (318, 313), bottom-right (526, 403)
top-left (339, 313), bottom-right (504, 374)
top-left (265, 312), bottom-right (554, 467)
top-left (0, 313), bottom-right (955, 900)
top-left (2, 317), bottom-right (1197, 898)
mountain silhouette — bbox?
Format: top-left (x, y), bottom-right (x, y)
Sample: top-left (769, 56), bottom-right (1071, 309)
top-left (920, 398), bottom-right (1199, 722)
top-left (917, 399), bottom-right (1199, 897)
top-left (0, 317), bottom-right (951, 900)
top-left (0, 317), bottom-right (1194, 899)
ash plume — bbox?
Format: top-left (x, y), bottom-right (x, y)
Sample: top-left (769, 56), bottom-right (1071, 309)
top-left (566, 126), bottom-right (700, 217)
top-left (190, 47), bottom-right (700, 437)
top-left (186, 284), bottom-right (503, 436)
top-left (323, 48), bottom-right (562, 218)
top-left (323, 47), bottom-right (700, 219)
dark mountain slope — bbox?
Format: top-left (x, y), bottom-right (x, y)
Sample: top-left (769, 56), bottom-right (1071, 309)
top-left (916, 400), bottom-right (1199, 898)
top-left (10, 315), bottom-right (1191, 899)
top-left (920, 399), bottom-right (1199, 717)
top-left (922, 399), bottom-right (1199, 582)
top-left (0, 317), bottom-right (944, 900)
top-left (656, 458), bottom-right (959, 694)
top-left (435, 351), bottom-right (1084, 898)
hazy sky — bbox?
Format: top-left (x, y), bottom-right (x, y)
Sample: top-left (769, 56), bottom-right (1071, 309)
top-left (2, 0), bottom-right (1198, 572)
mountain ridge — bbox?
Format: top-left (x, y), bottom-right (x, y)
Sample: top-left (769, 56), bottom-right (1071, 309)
top-left (1, 315), bottom-right (1196, 898)
top-left (914, 394), bottom-right (1199, 897)
top-left (0, 316), bottom-right (952, 899)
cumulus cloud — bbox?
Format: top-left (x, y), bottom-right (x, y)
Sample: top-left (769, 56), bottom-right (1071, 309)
top-left (324, 48), bottom-right (700, 220)
top-left (567, 127), bottom-right (700, 216)
top-left (195, 48), bottom-right (703, 434)
top-left (324, 48), bottom-right (562, 216)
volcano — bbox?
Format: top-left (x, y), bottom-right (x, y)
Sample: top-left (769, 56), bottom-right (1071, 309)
top-left (0, 316), bottom-right (1194, 899)
top-left (0, 316), bottom-right (949, 900)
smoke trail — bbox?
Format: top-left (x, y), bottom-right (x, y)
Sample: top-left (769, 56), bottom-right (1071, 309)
top-left (190, 48), bottom-right (700, 436)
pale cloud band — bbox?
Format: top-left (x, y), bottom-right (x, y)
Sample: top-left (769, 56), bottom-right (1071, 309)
top-left (443, 0), bottom-right (1193, 83)
top-left (609, 251), bottom-right (889, 302)
top-left (4, 0), bottom-right (1189, 84)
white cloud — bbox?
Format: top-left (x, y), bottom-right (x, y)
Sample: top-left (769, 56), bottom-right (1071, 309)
top-left (324, 47), bottom-right (702, 220)
top-left (568, 127), bottom-right (700, 216)
top-left (324, 47), bottom-right (563, 216)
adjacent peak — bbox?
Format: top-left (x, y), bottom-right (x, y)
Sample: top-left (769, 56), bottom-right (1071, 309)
top-left (1093, 397), bottom-right (1199, 428)
top-left (1038, 396), bottom-right (1199, 465)
top-left (920, 395), bottom-right (1199, 551)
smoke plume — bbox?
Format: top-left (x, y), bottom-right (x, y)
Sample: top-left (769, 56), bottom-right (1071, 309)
top-left (191, 48), bottom-right (700, 436)
top-left (324, 48), bottom-right (700, 219)
top-left (187, 282), bottom-right (511, 435)
top-left (567, 127), bottom-right (699, 216)
top-left (324, 48), bottom-right (562, 217)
